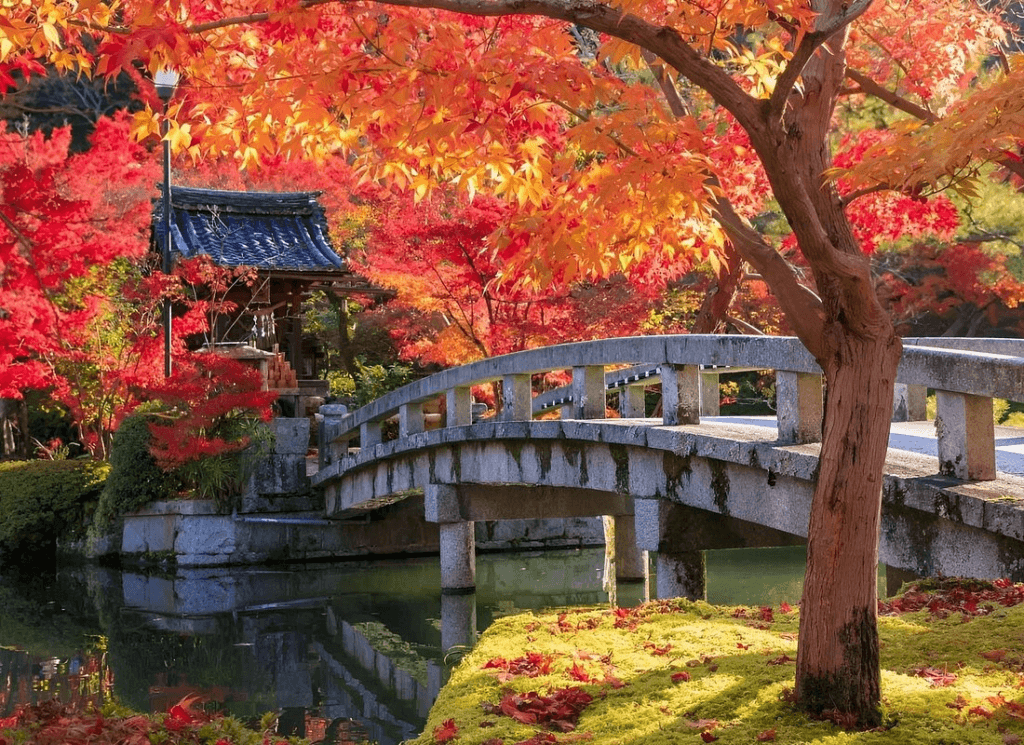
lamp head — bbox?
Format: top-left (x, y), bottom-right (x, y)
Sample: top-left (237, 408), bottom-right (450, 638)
top-left (154, 68), bottom-right (180, 103)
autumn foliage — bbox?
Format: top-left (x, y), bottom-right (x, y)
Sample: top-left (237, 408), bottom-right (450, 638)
top-left (0, 696), bottom-right (292, 745)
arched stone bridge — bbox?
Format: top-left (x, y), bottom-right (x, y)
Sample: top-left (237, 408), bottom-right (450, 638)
top-left (312, 335), bottom-right (1024, 599)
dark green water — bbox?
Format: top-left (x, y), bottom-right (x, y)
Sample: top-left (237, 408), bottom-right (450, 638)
top-left (0, 546), bottom-right (825, 743)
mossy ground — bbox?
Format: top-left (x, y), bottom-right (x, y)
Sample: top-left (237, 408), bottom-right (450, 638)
top-left (414, 591), bottom-right (1024, 745)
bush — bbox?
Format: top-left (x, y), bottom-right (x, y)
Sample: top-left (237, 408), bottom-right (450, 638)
top-left (92, 408), bottom-right (176, 532)
top-left (0, 459), bottom-right (110, 558)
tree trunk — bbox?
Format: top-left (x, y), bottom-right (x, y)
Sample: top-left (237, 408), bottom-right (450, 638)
top-left (795, 328), bottom-right (901, 727)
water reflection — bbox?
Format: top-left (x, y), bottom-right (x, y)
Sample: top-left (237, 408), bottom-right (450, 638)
top-left (0, 546), bottom-right (812, 744)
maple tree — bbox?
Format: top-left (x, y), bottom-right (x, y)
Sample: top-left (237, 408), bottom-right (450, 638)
top-left (362, 188), bottom-right (694, 366)
top-left (2, 0), bottom-right (1022, 727)
top-left (0, 112), bottom-right (159, 457)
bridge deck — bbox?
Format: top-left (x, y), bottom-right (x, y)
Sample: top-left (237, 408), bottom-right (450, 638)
top-left (709, 416), bottom-right (1024, 477)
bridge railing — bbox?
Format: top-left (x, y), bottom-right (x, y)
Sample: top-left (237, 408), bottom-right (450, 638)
top-left (318, 335), bottom-right (1024, 483)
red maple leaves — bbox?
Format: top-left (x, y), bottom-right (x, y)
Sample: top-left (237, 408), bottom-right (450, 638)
top-left (879, 578), bottom-right (1024, 619)
top-left (482, 687), bottom-right (593, 733)
top-left (483, 653), bottom-right (556, 682)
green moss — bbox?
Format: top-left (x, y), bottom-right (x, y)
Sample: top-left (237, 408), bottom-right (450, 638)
top-left (413, 594), bottom-right (1024, 744)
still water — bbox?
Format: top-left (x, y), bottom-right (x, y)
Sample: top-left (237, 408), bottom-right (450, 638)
top-left (0, 546), bottom-right (812, 743)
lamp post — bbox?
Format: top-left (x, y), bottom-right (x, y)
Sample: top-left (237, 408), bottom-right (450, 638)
top-left (155, 68), bottom-right (179, 378)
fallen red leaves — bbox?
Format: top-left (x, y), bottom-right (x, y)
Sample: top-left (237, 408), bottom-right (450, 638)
top-left (434, 717), bottom-right (459, 743)
top-left (0, 697), bottom-right (277, 745)
top-left (879, 578), bottom-right (1024, 619)
top-left (482, 687), bottom-right (594, 732)
top-left (484, 652), bottom-right (557, 682)
top-left (910, 666), bottom-right (957, 687)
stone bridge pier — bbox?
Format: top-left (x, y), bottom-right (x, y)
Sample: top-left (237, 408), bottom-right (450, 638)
top-left (637, 500), bottom-right (804, 600)
top-left (425, 483), bottom-right (644, 593)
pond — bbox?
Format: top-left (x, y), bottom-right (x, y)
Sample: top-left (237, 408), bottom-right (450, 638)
top-left (0, 546), bottom-right (845, 744)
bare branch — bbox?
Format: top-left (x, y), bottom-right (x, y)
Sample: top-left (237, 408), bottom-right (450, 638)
top-left (845, 68), bottom-right (937, 123)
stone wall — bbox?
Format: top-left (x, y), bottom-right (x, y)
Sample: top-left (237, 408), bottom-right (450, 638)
top-left (120, 417), bottom-right (603, 567)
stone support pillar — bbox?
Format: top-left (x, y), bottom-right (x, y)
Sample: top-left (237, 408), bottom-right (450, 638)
top-left (613, 513), bottom-right (646, 583)
top-left (655, 550), bottom-right (707, 601)
top-left (936, 391), bottom-right (996, 480)
top-left (439, 521), bottom-right (476, 593)
top-left (426, 483), bottom-right (476, 592)
top-left (440, 593), bottom-right (477, 650)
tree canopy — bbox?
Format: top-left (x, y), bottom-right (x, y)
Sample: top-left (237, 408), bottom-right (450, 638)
top-left (2, 0), bottom-right (1023, 726)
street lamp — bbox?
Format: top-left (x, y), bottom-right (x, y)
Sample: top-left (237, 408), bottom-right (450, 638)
top-left (155, 68), bottom-right (179, 378)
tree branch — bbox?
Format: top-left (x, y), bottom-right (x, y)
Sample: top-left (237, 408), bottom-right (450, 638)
top-left (333, 0), bottom-right (763, 130)
top-left (844, 68), bottom-right (937, 123)
top-left (766, 0), bottom-right (875, 122)
top-left (711, 191), bottom-right (826, 357)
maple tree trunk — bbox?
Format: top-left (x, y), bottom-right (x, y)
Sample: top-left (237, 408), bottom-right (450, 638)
top-left (795, 328), bottom-right (901, 727)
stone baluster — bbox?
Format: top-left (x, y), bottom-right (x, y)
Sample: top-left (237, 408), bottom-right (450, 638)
top-left (935, 391), bottom-right (996, 480)
top-left (502, 373), bottom-right (532, 421)
top-left (619, 385), bottom-right (646, 418)
top-left (447, 386), bottom-right (473, 427)
top-left (776, 371), bottom-right (823, 444)
top-left (661, 364), bottom-right (701, 425)
top-left (572, 365), bottom-right (605, 419)
top-left (317, 403), bottom-right (349, 469)
top-left (399, 402), bottom-right (424, 438)
top-left (360, 420), bottom-right (382, 448)
top-left (892, 383), bottom-right (928, 422)
top-left (700, 369), bottom-right (720, 417)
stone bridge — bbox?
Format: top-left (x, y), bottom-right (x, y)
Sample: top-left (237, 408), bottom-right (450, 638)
top-left (312, 335), bottom-right (1024, 599)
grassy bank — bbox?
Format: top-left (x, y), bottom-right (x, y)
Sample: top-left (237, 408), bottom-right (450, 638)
top-left (414, 581), bottom-right (1024, 745)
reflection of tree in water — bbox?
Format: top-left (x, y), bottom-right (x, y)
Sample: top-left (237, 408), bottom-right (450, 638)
top-left (103, 613), bottom-right (275, 718)
top-left (0, 574), bottom-right (110, 716)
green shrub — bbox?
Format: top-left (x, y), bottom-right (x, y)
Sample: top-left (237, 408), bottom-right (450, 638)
top-left (0, 459), bottom-right (110, 557)
top-left (92, 409), bottom-right (176, 531)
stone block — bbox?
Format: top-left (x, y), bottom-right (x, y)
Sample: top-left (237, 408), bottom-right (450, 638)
top-left (250, 454), bottom-right (309, 496)
top-left (173, 514), bottom-right (236, 558)
top-left (122, 513), bottom-right (177, 553)
top-left (272, 417), bottom-right (311, 455)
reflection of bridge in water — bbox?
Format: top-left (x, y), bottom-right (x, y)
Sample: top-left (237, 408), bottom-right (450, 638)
top-left (103, 552), bottom-right (616, 745)
top-left (313, 335), bottom-right (1024, 598)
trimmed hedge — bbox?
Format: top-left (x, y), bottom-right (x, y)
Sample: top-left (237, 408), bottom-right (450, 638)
top-left (0, 459), bottom-right (110, 557)
top-left (92, 410), bottom-right (176, 532)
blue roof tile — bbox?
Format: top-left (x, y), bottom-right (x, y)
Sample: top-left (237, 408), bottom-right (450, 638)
top-left (154, 186), bottom-right (346, 272)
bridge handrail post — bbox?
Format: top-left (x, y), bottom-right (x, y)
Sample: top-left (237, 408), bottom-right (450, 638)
top-left (318, 403), bottom-right (349, 470)
top-left (502, 374), bottom-right (532, 421)
top-left (447, 386), bottom-right (473, 427)
top-left (935, 390), bottom-right (996, 480)
top-left (572, 365), bottom-right (606, 419)
top-left (620, 384), bottom-right (647, 418)
top-left (361, 420), bottom-right (382, 448)
top-left (399, 402), bottom-right (425, 438)
top-left (700, 370), bottom-right (720, 417)
top-left (892, 383), bottom-right (928, 422)
top-left (776, 371), bottom-right (823, 444)
top-left (661, 364), bottom-right (701, 425)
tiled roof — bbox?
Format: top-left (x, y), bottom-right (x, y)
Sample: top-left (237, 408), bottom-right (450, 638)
top-left (154, 186), bottom-right (346, 272)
